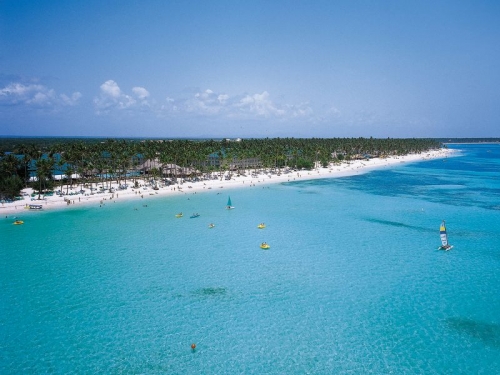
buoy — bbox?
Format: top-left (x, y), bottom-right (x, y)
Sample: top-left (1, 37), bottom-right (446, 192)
top-left (191, 343), bottom-right (196, 350)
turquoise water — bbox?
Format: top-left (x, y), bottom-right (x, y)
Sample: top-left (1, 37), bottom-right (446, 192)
top-left (1, 144), bottom-right (499, 374)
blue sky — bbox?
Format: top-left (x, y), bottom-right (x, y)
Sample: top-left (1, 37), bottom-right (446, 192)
top-left (1, 0), bottom-right (499, 138)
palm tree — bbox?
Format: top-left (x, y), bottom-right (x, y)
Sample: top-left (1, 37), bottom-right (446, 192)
top-left (18, 143), bottom-right (39, 188)
top-left (0, 153), bottom-right (24, 199)
top-left (35, 156), bottom-right (54, 200)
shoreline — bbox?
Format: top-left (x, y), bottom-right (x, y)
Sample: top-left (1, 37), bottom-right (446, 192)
top-left (1, 148), bottom-right (456, 217)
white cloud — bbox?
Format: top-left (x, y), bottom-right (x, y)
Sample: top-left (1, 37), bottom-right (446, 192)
top-left (0, 83), bottom-right (44, 99)
top-left (236, 91), bottom-right (284, 117)
top-left (100, 80), bottom-right (122, 98)
top-left (1, 80), bottom-right (325, 124)
top-left (94, 80), bottom-right (145, 113)
top-left (185, 89), bottom-right (225, 115)
top-left (218, 94), bottom-right (229, 104)
top-left (92, 83), bottom-right (322, 123)
top-left (27, 90), bottom-right (54, 105)
top-left (0, 82), bottom-right (81, 108)
top-left (158, 89), bottom-right (319, 123)
top-left (132, 86), bottom-right (150, 99)
top-left (286, 102), bottom-right (314, 119)
top-left (60, 92), bottom-right (82, 106)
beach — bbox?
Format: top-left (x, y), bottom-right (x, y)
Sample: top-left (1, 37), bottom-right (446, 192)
top-left (0, 148), bottom-right (455, 217)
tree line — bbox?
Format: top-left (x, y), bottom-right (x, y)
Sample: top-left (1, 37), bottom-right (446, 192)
top-left (0, 137), bottom-right (442, 200)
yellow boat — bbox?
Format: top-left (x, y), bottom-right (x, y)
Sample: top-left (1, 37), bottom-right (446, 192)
top-left (260, 243), bottom-right (270, 249)
top-left (175, 213), bottom-right (183, 218)
top-left (13, 220), bottom-right (24, 225)
top-left (257, 223), bottom-right (266, 229)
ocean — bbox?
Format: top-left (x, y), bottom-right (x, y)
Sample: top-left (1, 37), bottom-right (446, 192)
top-left (1, 144), bottom-right (499, 374)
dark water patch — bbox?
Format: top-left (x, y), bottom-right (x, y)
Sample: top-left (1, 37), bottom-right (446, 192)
top-left (480, 187), bottom-right (500, 195)
top-left (284, 178), bottom-right (332, 188)
top-left (192, 287), bottom-right (227, 297)
top-left (364, 218), bottom-right (435, 233)
top-left (297, 190), bottom-right (319, 195)
top-left (446, 317), bottom-right (500, 348)
top-left (332, 169), bottom-right (443, 198)
top-left (364, 218), bottom-right (490, 241)
top-left (341, 167), bottom-right (500, 211)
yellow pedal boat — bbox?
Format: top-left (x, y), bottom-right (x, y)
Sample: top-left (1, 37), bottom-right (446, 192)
top-left (13, 220), bottom-right (24, 225)
top-left (257, 223), bottom-right (266, 229)
top-left (175, 213), bottom-right (183, 218)
top-left (260, 243), bottom-right (270, 249)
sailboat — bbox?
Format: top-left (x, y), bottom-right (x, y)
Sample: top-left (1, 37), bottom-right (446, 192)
top-left (226, 196), bottom-right (235, 210)
top-left (438, 220), bottom-right (453, 251)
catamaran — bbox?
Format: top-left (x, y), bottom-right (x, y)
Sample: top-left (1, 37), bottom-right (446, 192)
top-left (226, 196), bottom-right (235, 210)
top-left (438, 220), bottom-right (453, 251)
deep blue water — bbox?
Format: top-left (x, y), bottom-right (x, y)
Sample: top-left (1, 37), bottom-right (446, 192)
top-left (1, 144), bottom-right (499, 374)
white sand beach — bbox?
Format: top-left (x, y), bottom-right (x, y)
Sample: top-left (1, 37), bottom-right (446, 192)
top-left (1, 148), bottom-right (456, 217)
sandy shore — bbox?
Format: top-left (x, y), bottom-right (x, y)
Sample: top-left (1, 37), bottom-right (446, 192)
top-left (1, 148), bottom-right (456, 217)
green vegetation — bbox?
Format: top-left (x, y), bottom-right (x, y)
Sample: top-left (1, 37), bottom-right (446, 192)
top-left (0, 137), bottom-right (442, 201)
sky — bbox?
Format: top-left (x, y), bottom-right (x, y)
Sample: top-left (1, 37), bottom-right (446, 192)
top-left (1, 0), bottom-right (499, 138)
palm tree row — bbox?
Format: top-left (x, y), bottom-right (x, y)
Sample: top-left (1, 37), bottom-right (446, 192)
top-left (0, 137), bottom-right (442, 200)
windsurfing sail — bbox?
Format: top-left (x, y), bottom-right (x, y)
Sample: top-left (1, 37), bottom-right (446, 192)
top-left (440, 220), bottom-right (448, 247)
top-left (227, 196), bottom-right (232, 207)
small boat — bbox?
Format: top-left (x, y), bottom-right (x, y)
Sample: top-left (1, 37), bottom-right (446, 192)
top-left (190, 213), bottom-right (200, 218)
top-left (257, 223), bottom-right (266, 229)
top-left (260, 242), bottom-right (270, 250)
top-left (175, 213), bottom-right (183, 218)
top-left (438, 220), bottom-right (453, 251)
top-left (208, 223), bottom-right (215, 229)
top-left (226, 196), bottom-right (235, 210)
top-left (27, 204), bottom-right (42, 210)
top-left (13, 220), bottom-right (24, 225)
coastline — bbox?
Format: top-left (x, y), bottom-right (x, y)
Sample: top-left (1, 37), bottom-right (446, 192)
top-left (1, 148), bottom-right (456, 217)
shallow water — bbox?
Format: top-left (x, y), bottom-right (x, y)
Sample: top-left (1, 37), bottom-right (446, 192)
top-left (1, 144), bottom-right (499, 374)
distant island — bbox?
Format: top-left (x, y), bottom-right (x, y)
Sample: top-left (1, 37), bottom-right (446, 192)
top-left (438, 138), bottom-right (500, 144)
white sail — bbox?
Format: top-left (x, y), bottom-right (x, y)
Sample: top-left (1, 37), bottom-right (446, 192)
top-left (440, 221), bottom-right (448, 247)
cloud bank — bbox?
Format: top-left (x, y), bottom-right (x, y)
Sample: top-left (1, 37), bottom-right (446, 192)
top-left (93, 80), bottom-right (152, 114)
top-left (91, 80), bottom-right (323, 125)
top-left (160, 88), bottom-right (315, 122)
top-left (0, 82), bottom-right (81, 108)
top-left (1, 78), bottom-right (342, 136)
